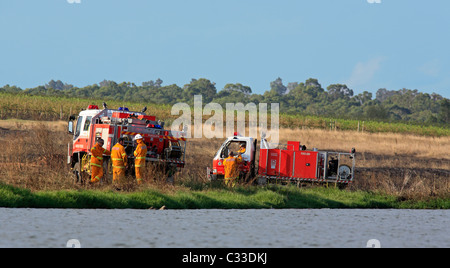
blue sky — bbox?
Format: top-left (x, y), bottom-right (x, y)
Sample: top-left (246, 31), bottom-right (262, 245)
top-left (0, 0), bottom-right (449, 98)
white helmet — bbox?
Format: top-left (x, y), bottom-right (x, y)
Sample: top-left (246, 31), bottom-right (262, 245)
top-left (135, 134), bottom-right (143, 140)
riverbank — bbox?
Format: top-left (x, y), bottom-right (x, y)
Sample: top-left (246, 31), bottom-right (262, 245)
top-left (0, 183), bottom-right (448, 209)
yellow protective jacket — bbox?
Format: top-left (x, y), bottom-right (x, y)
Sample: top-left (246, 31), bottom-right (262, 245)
top-left (223, 155), bottom-right (242, 179)
top-left (90, 143), bottom-right (111, 168)
top-left (111, 143), bottom-right (127, 169)
top-left (134, 139), bottom-right (147, 168)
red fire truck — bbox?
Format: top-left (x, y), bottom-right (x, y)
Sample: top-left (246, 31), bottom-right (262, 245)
top-left (67, 104), bottom-right (187, 184)
top-left (208, 133), bottom-right (355, 186)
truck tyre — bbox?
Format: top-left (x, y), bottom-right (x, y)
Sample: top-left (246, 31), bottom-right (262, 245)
top-left (73, 162), bottom-right (88, 185)
top-left (73, 162), bottom-right (82, 184)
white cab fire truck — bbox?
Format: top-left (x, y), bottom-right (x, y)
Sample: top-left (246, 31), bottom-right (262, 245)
top-left (68, 104), bottom-right (187, 183)
top-left (208, 133), bottom-right (355, 186)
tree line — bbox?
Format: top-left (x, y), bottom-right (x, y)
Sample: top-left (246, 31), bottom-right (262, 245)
top-left (1, 78), bottom-right (449, 125)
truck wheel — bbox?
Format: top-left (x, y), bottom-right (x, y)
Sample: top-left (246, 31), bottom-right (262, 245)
top-left (73, 162), bottom-right (88, 185)
top-left (73, 162), bottom-right (82, 184)
top-left (103, 159), bottom-right (112, 184)
top-left (257, 177), bottom-right (267, 186)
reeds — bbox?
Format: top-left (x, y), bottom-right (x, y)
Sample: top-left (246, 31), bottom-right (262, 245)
top-left (0, 120), bottom-right (448, 201)
top-left (277, 127), bottom-right (449, 200)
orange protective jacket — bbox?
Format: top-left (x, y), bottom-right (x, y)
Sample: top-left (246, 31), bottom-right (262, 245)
top-left (111, 143), bottom-right (127, 169)
top-left (90, 142), bottom-right (111, 168)
top-left (223, 155), bottom-right (242, 179)
top-left (134, 139), bottom-right (147, 168)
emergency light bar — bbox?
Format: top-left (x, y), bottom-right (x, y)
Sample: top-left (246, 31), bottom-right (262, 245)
top-left (147, 124), bottom-right (162, 129)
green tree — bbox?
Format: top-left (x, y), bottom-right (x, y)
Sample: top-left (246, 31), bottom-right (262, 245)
top-left (142, 78), bottom-right (163, 88)
top-left (285, 78), bottom-right (327, 115)
top-left (354, 91), bottom-right (372, 105)
top-left (438, 99), bottom-right (450, 124)
top-left (270, 77), bottom-right (287, 95)
top-left (183, 78), bottom-right (217, 103)
top-left (327, 84), bottom-right (354, 101)
top-left (223, 83), bottom-right (252, 95)
top-left (45, 80), bottom-right (73, 90)
top-left (365, 104), bottom-right (388, 120)
top-left (0, 84), bottom-right (22, 93)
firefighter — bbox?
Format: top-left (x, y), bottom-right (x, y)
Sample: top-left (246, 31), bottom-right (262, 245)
top-left (133, 134), bottom-right (147, 184)
top-left (223, 151), bottom-right (242, 187)
top-left (237, 143), bottom-right (247, 182)
top-left (90, 138), bottom-right (111, 184)
top-left (111, 138), bottom-right (128, 184)
top-left (238, 143), bottom-right (246, 154)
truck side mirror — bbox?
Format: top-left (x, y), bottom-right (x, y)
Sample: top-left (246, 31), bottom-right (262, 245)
top-left (68, 121), bottom-right (74, 134)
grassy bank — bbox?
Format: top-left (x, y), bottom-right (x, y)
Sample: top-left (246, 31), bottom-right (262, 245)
top-left (0, 183), bottom-right (448, 210)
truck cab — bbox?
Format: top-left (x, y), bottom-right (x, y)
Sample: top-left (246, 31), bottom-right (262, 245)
top-left (72, 107), bottom-right (103, 153)
top-left (209, 133), bottom-right (257, 181)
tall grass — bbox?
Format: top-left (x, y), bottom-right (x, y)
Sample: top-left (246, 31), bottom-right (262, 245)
top-left (0, 120), bottom-right (448, 204)
top-left (277, 127), bottom-right (450, 200)
top-left (0, 93), bottom-right (449, 208)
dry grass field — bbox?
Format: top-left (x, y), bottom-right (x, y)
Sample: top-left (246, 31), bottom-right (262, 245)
top-left (0, 119), bottom-right (449, 200)
top-left (278, 128), bottom-right (449, 198)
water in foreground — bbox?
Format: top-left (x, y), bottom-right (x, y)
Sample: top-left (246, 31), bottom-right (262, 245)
top-left (0, 208), bottom-right (448, 248)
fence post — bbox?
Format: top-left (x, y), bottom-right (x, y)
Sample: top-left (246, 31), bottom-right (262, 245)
top-left (60, 105), bottom-right (63, 120)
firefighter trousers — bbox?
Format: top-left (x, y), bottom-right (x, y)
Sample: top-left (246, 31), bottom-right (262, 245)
top-left (224, 177), bottom-right (238, 188)
top-left (113, 166), bottom-right (126, 183)
top-left (91, 166), bottom-right (103, 183)
top-left (135, 165), bottom-right (146, 184)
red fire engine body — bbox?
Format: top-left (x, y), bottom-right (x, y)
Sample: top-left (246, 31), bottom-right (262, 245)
top-left (68, 105), bottom-right (187, 183)
top-left (208, 133), bottom-right (355, 186)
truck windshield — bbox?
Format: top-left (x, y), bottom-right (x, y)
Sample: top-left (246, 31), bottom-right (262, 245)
top-left (83, 116), bottom-right (92, 131)
top-left (74, 116), bottom-right (83, 139)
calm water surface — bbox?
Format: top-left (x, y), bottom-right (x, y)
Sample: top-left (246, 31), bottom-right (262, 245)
top-left (0, 208), bottom-right (448, 248)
